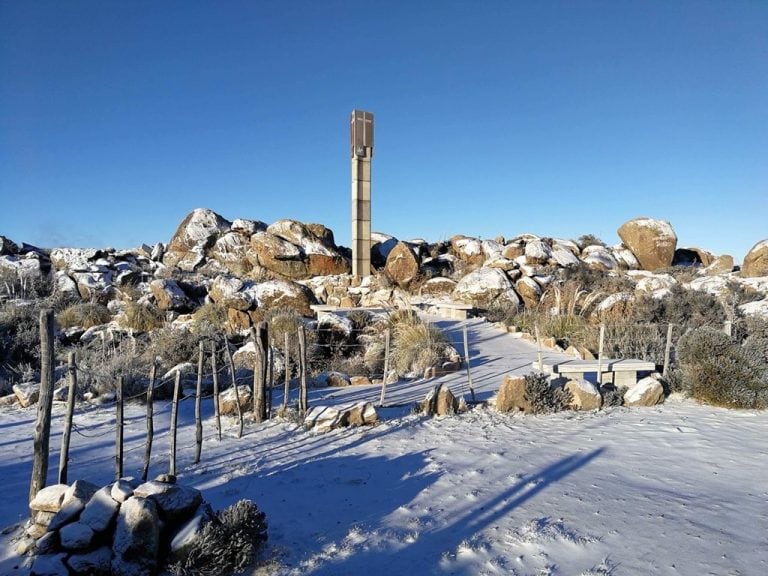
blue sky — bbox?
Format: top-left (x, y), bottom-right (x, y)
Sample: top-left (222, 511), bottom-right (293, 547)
top-left (1, 1), bottom-right (766, 260)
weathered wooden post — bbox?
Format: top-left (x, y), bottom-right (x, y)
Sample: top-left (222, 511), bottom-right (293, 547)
top-left (282, 332), bottom-right (290, 412)
top-left (252, 323), bottom-right (268, 423)
top-left (30, 308), bottom-right (55, 503)
top-left (298, 325), bottom-right (308, 416)
top-left (663, 323), bottom-right (674, 377)
top-left (266, 344), bottom-right (274, 419)
top-left (534, 324), bottom-right (543, 370)
top-left (379, 328), bottom-right (391, 407)
top-left (211, 340), bottom-right (222, 441)
top-left (596, 323), bottom-right (606, 386)
top-left (224, 335), bottom-right (244, 438)
top-left (115, 376), bottom-right (124, 480)
top-left (169, 370), bottom-right (181, 476)
top-left (462, 324), bottom-right (476, 402)
top-left (58, 351), bottom-right (77, 485)
top-left (194, 340), bottom-right (204, 464)
top-left (142, 361), bottom-right (157, 481)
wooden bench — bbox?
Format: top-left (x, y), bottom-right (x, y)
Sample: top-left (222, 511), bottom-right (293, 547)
top-left (532, 358), bottom-right (656, 387)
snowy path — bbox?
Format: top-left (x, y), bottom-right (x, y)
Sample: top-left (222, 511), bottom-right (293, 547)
top-left (308, 315), bottom-right (573, 408)
top-left (1, 317), bottom-right (767, 575)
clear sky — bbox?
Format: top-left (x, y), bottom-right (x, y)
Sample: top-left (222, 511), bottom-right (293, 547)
top-left (1, 1), bottom-right (766, 260)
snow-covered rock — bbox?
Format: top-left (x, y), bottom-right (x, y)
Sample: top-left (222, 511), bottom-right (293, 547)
top-left (453, 267), bottom-right (520, 308)
top-left (133, 481), bottom-right (202, 522)
top-left (13, 382), bottom-right (40, 407)
top-left (112, 496), bottom-right (161, 576)
top-left (565, 378), bottom-right (602, 411)
top-left (624, 376), bottom-right (664, 407)
top-left (617, 217), bottom-right (677, 271)
top-left (59, 522), bottom-right (95, 551)
top-left (79, 486), bottom-right (120, 533)
top-left (741, 239), bottom-right (768, 278)
top-left (150, 279), bottom-right (193, 312)
top-left (551, 245), bottom-right (581, 267)
top-left (581, 245), bottom-right (618, 270)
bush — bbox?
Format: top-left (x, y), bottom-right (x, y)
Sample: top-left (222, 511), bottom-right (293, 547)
top-left (576, 234), bottom-right (606, 250)
top-left (145, 326), bottom-right (203, 370)
top-left (191, 302), bottom-right (228, 336)
top-left (677, 327), bottom-right (768, 409)
top-left (600, 384), bottom-right (627, 407)
top-left (390, 313), bottom-right (453, 376)
top-left (0, 301), bottom-right (43, 369)
top-left (120, 301), bottom-right (165, 332)
top-left (170, 500), bottom-right (268, 576)
top-left (57, 301), bottom-right (111, 329)
top-left (76, 336), bottom-right (147, 397)
top-left (524, 372), bottom-right (572, 414)
top-left (630, 285), bottom-right (725, 330)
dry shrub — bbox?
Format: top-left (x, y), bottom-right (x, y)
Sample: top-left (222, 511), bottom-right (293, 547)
top-left (191, 302), bottom-right (228, 335)
top-left (57, 301), bottom-right (111, 329)
top-left (390, 313), bottom-right (452, 376)
top-left (677, 327), bottom-right (768, 409)
top-left (121, 301), bottom-right (165, 332)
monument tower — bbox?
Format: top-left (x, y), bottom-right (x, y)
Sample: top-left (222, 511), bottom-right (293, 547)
top-left (350, 110), bottom-right (373, 278)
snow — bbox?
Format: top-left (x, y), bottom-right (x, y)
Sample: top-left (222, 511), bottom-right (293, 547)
top-left (2, 318), bottom-right (767, 575)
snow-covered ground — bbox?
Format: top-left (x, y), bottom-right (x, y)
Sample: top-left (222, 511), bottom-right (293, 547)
top-left (1, 319), bottom-right (767, 575)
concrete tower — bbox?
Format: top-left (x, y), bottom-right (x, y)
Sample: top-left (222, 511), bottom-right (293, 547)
top-left (350, 110), bottom-right (373, 278)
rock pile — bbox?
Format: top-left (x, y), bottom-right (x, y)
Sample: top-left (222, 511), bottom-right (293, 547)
top-left (20, 475), bottom-right (250, 576)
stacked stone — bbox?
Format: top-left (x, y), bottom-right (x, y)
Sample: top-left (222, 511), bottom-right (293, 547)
top-left (22, 475), bottom-right (210, 576)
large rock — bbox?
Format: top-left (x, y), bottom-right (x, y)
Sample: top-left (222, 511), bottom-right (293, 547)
top-left (304, 402), bottom-right (378, 432)
top-left (48, 480), bottom-right (99, 531)
top-left (248, 231), bottom-right (307, 279)
top-left (371, 232), bottom-right (399, 268)
top-left (133, 481), bottom-right (202, 523)
top-left (565, 378), bottom-right (602, 411)
top-left (450, 235), bottom-right (485, 266)
top-left (150, 279), bottom-right (193, 312)
top-left (164, 208), bottom-right (231, 270)
top-left (495, 375), bottom-right (534, 413)
top-left (79, 486), bottom-right (121, 533)
top-left (419, 277), bottom-right (457, 297)
top-left (209, 231), bottom-right (253, 276)
top-left (741, 240), bottom-right (768, 278)
top-left (30, 553), bottom-right (69, 576)
top-left (13, 382), bottom-right (40, 407)
top-left (242, 279), bottom-right (316, 316)
top-left (30, 484), bottom-right (69, 514)
top-left (218, 385), bottom-right (252, 415)
top-left (702, 254), bottom-right (734, 276)
top-left (624, 376), bottom-right (664, 407)
top-left (617, 217), bottom-right (677, 271)
top-left (59, 522), bottom-right (95, 551)
top-left (384, 242), bottom-right (420, 288)
top-left (112, 496), bottom-right (161, 576)
top-left (420, 384), bottom-right (459, 416)
top-left (581, 245), bottom-right (618, 271)
top-left (453, 267), bottom-right (520, 308)
top-left (66, 546), bottom-right (112, 575)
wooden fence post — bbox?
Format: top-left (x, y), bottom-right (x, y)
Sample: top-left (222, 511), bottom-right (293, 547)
top-left (142, 361), bottom-right (157, 481)
top-left (252, 323), bottom-right (268, 423)
top-left (266, 343), bottom-right (274, 419)
top-left (115, 376), bottom-right (124, 480)
top-left (58, 351), bottom-right (77, 485)
top-left (379, 328), bottom-right (391, 407)
top-left (298, 325), bottom-right (308, 416)
top-left (211, 340), bottom-right (221, 441)
top-left (534, 323), bottom-right (543, 370)
top-left (224, 335), bottom-right (244, 438)
top-left (194, 340), bottom-right (204, 464)
top-left (462, 324), bottom-right (476, 402)
top-left (597, 323), bottom-right (606, 386)
top-left (169, 370), bottom-right (181, 476)
top-left (30, 308), bottom-right (55, 503)
top-left (282, 332), bottom-right (290, 412)
top-left (663, 323), bottom-right (674, 377)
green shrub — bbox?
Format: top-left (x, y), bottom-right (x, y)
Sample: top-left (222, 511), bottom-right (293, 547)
top-left (145, 326), bottom-right (203, 370)
top-left (0, 301), bottom-right (43, 368)
top-left (600, 384), bottom-right (627, 407)
top-left (677, 327), bottom-right (768, 409)
top-left (630, 285), bottom-right (725, 329)
top-left (120, 301), bottom-right (165, 332)
top-left (524, 372), bottom-right (572, 414)
top-left (170, 500), bottom-right (268, 576)
top-left (575, 234), bottom-right (606, 250)
top-left (57, 302), bottom-right (111, 329)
